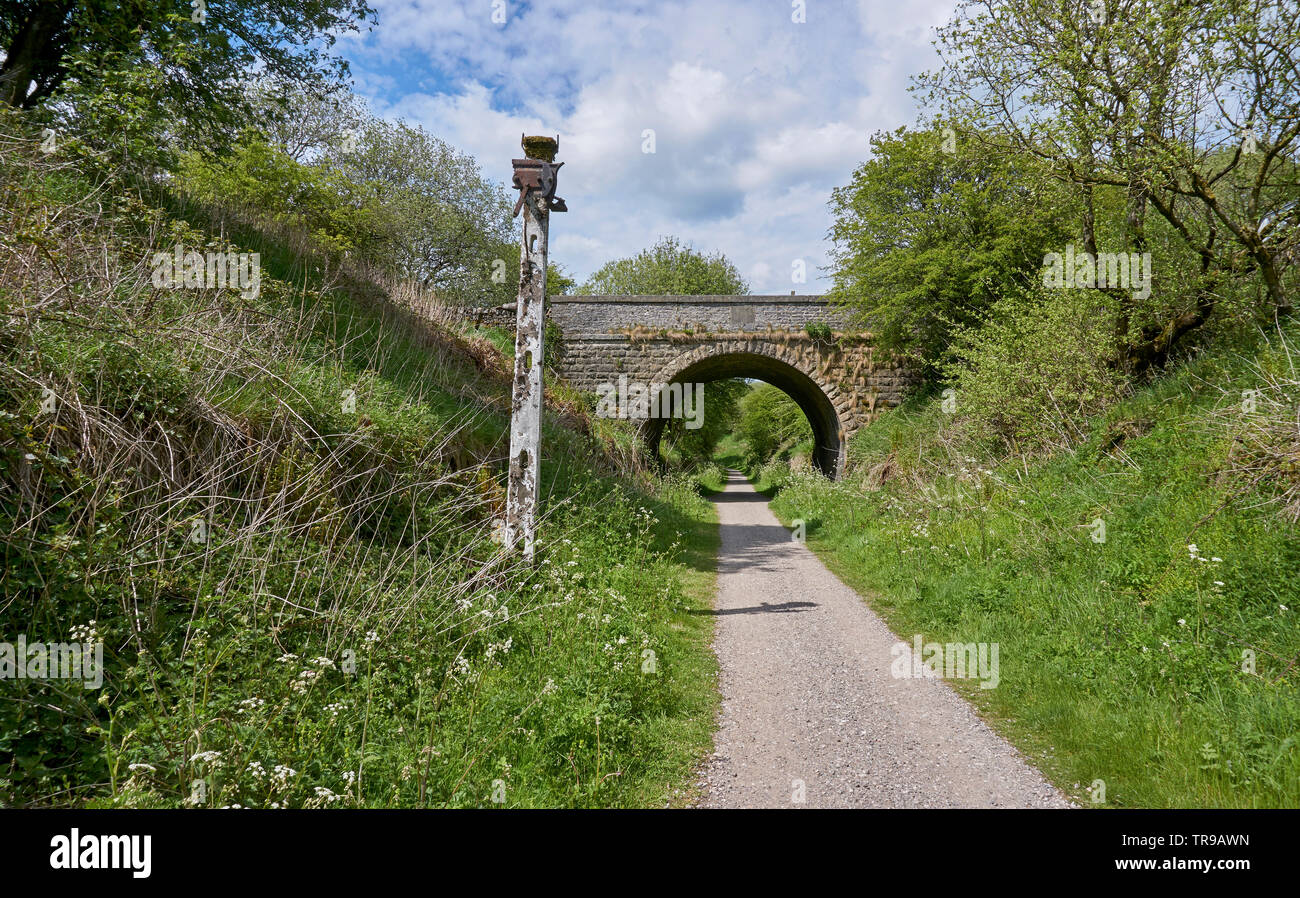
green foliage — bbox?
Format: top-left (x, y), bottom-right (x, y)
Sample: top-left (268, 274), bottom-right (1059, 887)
top-left (324, 116), bottom-right (515, 305)
top-left (713, 379), bottom-right (817, 492)
top-left (918, 0), bottom-right (1300, 358)
top-left (659, 379), bottom-right (748, 470)
top-left (945, 285), bottom-right (1130, 452)
top-left (0, 0), bottom-right (375, 149)
top-left (804, 321), bottom-right (833, 343)
top-left (827, 126), bottom-right (1071, 378)
top-left (710, 433), bottom-right (747, 472)
top-left (174, 117), bottom-right (516, 306)
top-left (42, 53), bottom-right (176, 173)
top-left (689, 463), bottom-right (728, 494)
top-left (543, 318), bottom-right (567, 373)
top-left (735, 383), bottom-right (813, 466)
top-left (547, 263), bottom-right (577, 297)
top-left (581, 236), bottom-right (748, 295)
top-left (765, 328), bottom-right (1300, 807)
top-left (749, 457), bottom-right (797, 495)
top-left (0, 138), bottom-right (718, 808)
top-left (176, 133), bottom-right (387, 258)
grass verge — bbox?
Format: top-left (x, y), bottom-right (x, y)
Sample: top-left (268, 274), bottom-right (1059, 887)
top-left (0, 129), bottom-right (720, 809)
top-left (761, 334), bottom-right (1299, 808)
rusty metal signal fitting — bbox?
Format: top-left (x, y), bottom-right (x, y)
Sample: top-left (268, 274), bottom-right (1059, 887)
top-left (511, 134), bottom-right (567, 217)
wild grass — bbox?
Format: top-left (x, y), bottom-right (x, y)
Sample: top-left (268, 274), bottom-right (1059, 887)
top-left (0, 117), bottom-right (718, 808)
top-left (763, 327), bottom-right (1300, 807)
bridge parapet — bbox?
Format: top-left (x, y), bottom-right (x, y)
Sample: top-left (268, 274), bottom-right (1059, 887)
top-left (546, 294), bottom-right (846, 338)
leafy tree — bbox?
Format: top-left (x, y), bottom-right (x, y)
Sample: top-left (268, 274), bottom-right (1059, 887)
top-left (581, 236), bottom-right (748, 295)
top-left (0, 0), bottom-right (374, 138)
top-left (827, 126), bottom-right (1072, 378)
top-left (326, 117), bottom-right (514, 304)
top-left (917, 0), bottom-right (1300, 371)
top-left (946, 284), bottom-right (1129, 451)
top-left (246, 80), bottom-right (369, 163)
top-left (660, 378), bottom-right (748, 466)
top-left (179, 98), bottom-right (517, 305)
top-left (546, 263), bottom-right (576, 296)
top-left (736, 383), bottom-right (813, 463)
top-left (176, 132), bottom-right (389, 257)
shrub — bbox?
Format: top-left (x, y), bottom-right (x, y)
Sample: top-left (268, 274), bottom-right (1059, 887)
top-left (945, 285), bottom-right (1129, 453)
top-left (1214, 328), bottom-right (1300, 521)
top-left (805, 321), bottom-right (833, 343)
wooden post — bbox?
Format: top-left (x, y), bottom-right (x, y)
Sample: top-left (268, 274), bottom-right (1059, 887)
top-left (504, 135), bottom-right (565, 560)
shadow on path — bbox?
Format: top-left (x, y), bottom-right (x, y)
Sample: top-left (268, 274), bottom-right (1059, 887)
top-left (690, 600), bottom-right (817, 616)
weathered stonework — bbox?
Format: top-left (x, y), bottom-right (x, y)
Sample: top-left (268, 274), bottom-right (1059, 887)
top-left (542, 295), bottom-right (915, 477)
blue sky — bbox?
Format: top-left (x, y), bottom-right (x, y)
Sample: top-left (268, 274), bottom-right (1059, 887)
top-left (338, 0), bottom-right (958, 292)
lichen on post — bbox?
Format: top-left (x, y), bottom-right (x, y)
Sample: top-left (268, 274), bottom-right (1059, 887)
top-left (503, 135), bottom-right (565, 561)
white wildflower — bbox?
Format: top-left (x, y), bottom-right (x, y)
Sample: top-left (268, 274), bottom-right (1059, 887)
top-left (271, 765), bottom-right (297, 791)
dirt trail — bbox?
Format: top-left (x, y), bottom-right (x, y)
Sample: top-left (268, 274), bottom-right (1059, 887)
top-left (696, 471), bottom-right (1071, 808)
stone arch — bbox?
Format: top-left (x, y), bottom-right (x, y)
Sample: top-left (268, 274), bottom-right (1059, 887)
top-left (641, 339), bottom-right (849, 478)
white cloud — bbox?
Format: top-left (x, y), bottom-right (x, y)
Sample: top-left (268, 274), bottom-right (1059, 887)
top-left (347, 0), bottom-right (957, 292)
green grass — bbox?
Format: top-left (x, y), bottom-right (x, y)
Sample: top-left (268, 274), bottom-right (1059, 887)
top-left (762, 335), bottom-right (1300, 808)
top-left (0, 145), bottom-right (720, 808)
top-left (749, 460), bottom-right (789, 496)
top-left (711, 433), bottom-right (747, 473)
top-left (458, 323), bottom-right (515, 359)
top-left (637, 476), bottom-right (720, 806)
top-left (691, 463), bottom-right (729, 494)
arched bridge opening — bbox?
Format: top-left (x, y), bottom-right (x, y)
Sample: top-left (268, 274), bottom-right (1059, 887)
top-left (642, 347), bottom-right (846, 478)
top-left (540, 295), bottom-right (917, 481)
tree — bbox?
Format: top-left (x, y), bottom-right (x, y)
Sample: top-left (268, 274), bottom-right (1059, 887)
top-left (204, 87), bottom-right (517, 305)
top-left (580, 237), bottom-right (749, 295)
top-left (246, 80), bottom-right (369, 163)
top-left (176, 131), bottom-right (390, 257)
top-left (0, 0), bottom-right (374, 137)
top-left (918, 0), bottom-right (1300, 372)
top-left (326, 118), bottom-right (514, 304)
top-left (736, 383), bottom-right (813, 463)
top-left (827, 126), bottom-right (1072, 378)
top-left (660, 378), bottom-right (748, 466)
top-left (177, 104), bottom-right (518, 308)
top-left (581, 237), bottom-right (748, 465)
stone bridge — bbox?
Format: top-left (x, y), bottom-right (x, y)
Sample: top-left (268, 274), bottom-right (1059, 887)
top-left (546, 295), bottom-right (914, 477)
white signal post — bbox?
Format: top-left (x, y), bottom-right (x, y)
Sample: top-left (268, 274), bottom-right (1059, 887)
top-left (504, 135), bottom-right (566, 561)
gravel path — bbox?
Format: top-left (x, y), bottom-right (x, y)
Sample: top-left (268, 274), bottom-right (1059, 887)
top-left (696, 471), bottom-right (1071, 809)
